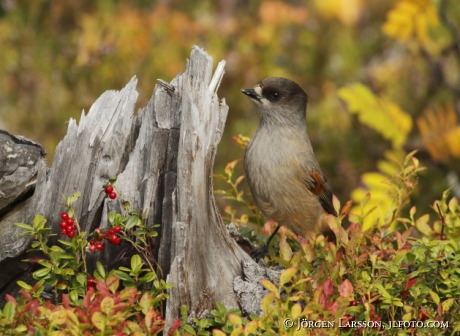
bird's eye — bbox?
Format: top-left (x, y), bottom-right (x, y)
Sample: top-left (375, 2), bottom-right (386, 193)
top-left (270, 91), bottom-right (281, 100)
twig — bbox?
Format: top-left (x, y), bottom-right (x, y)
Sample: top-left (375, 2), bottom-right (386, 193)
top-left (436, 203), bottom-right (445, 240)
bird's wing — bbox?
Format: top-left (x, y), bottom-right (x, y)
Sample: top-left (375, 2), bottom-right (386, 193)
top-left (305, 171), bottom-right (337, 216)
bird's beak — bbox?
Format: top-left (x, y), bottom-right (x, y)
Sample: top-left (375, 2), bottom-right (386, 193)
top-left (241, 88), bottom-right (263, 101)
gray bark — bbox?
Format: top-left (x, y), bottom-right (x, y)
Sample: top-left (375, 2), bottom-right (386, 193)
top-left (0, 46), bottom-right (259, 324)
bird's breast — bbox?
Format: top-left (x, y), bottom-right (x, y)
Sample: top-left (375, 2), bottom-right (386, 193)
top-left (244, 130), bottom-right (314, 203)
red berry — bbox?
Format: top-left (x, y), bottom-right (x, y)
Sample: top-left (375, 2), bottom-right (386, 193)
top-left (89, 245), bottom-right (96, 252)
top-left (109, 192), bottom-right (117, 199)
top-left (95, 228), bottom-right (101, 233)
top-left (97, 236), bottom-right (103, 242)
top-left (66, 218), bottom-right (74, 225)
top-left (110, 234), bottom-right (121, 245)
top-left (61, 212), bottom-right (69, 220)
top-left (105, 185), bottom-right (114, 194)
top-left (89, 239), bottom-right (96, 246)
top-left (400, 290), bottom-right (410, 297)
top-left (72, 225), bottom-right (77, 231)
top-left (59, 221), bottom-right (67, 229)
top-left (107, 229), bottom-right (114, 236)
top-left (60, 228), bottom-right (67, 235)
top-left (349, 300), bottom-right (358, 306)
top-left (114, 226), bottom-right (121, 233)
top-left (87, 277), bottom-right (96, 288)
top-left (67, 231), bottom-right (75, 238)
top-left (96, 243), bottom-right (104, 251)
top-left (66, 226), bottom-right (74, 233)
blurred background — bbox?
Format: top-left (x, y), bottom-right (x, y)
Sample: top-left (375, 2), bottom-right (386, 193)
top-left (1, 0), bottom-right (459, 229)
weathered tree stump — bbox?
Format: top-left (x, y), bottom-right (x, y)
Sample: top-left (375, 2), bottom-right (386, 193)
top-left (0, 46), bottom-right (262, 325)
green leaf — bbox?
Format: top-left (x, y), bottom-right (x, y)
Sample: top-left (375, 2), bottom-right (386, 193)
top-left (125, 215), bottom-right (140, 229)
top-left (33, 268), bottom-right (51, 278)
top-left (33, 215), bottom-right (47, 230)
top-left (138, 272), bottom-right (156, 285)
top-left (428, 290), bottom-right (440, 305)
top-left (113, 270), bottom-right (134, 282)
top-left (17, 280), bottom-right (32, 290)
top-left (60, 268), bottom-right (75, 276)
top-left (69, 290), bottom-right (79, 303)
top-left (76, 273), bottom-right (86, 286)
top-left (14, 223), bottom-right (34, 231)
top-left (108, 212), bottom-right (116, 224)
top-left (58, 240), bottom-right (74, 247)
top-left (96, 261), bottom-right (106, 279)
top-left (14, 325), bottom-right (28, 332)
top-left (216, 302), bottom-right (226, 314)
top-left (130, 254), bottom-right (142, 273)
top-left (183, 325), bottom-right (197, 335)
top-left (37, 261), bottom-right (53, 268)
top-left (69, 191), bottom-right (81, 204)
top-left (3, 302), bottom-right (15, 319)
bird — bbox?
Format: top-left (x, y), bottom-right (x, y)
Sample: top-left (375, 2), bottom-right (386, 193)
top-left (241, 77), bottom-right (337, 260)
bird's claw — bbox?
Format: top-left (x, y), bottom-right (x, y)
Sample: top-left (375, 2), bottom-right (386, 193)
top-left (251, 244), bottom-right (268, 261)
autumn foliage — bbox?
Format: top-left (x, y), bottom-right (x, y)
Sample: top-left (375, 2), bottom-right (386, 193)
top-left (1, 0), bottom-right (460, 335)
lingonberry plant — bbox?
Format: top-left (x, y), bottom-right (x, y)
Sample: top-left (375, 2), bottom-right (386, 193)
top-left (104, 178), bottom-right (118, 199)
top-left (197, 150), bottom-right (460, 336)
top-left (0, 181), bottom-right (171, 335)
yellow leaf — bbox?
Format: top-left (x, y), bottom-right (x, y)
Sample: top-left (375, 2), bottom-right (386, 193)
top-left (91, 311), bottom-right (106, 331)
top-left (350, 150), bottom-right (404, 231)
top-left (291, 303), bottom-right (302, 319)
top-left (213, 330), bottom-right (227, 336)
top-left (314, 0), bottom-right (364, 26)
top-left (415, 214), bottom-right (433, 236)
top-left (100, 296), bottom-right (114, 316)
top-left (442, 298), bottom-right (455, 313)
top-left (261, 292), bottom-right (276, 311)
top-left (338, 83), bottom-right (412, 148)
top-left (280, 267), bottom-right (297, 287)
top-left (428, 290), bottom-right (440, 305)
top-left (225, 159), bottom-right (240, 178)
top-left (228, 313), bottom-right (242, 327)
top-left (230, 327), bottom-right (244, 336)
top-left (448, 197), bottom-right (458, 213)
top-left (49, 309), bottom-right (67, 325)
top-left (417, 103), bottom-right (460, 162)
top-left (279, 236), bottom-right (292, 261)
top-left (260, 279), bottom-right (279, 297)
top-left (382, 0), bottom-right (439, 44)
top-left (244, 320), bottom-right (259, 335)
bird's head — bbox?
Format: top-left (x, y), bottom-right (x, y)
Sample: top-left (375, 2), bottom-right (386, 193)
top-left (241, 77), bottom-right (308, 125)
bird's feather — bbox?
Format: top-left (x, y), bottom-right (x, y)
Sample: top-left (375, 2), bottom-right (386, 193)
top-left (305, 172), bottom-right (337, 216)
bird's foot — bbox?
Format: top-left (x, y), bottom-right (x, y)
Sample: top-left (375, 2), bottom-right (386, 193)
top-left (251, 244), bottom-right (269, 261)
